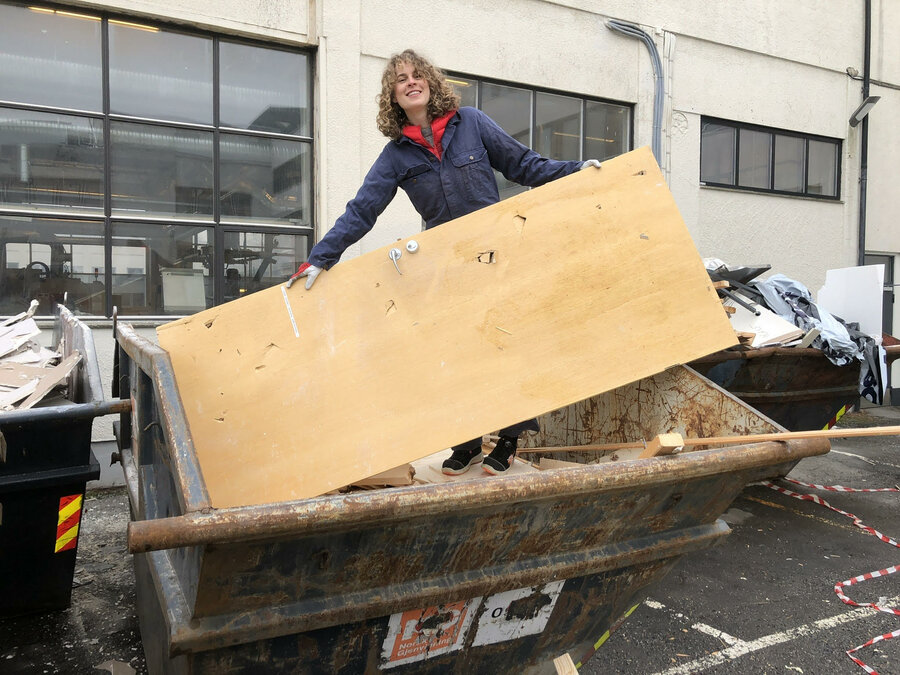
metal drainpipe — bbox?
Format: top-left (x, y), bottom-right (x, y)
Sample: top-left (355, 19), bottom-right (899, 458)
top-left (607, 19), bottom-right (664, 165)
top-left (857, 0), bottom-right (871, 266)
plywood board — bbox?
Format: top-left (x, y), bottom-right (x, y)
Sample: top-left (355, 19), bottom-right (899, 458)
top-left (157, 146), bottom-right (737, 508)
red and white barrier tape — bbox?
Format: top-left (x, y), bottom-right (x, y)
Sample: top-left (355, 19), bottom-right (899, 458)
top-left (783, 477), bottom-right (900, 493)
top-left (759, 479), bottom-right (899, 675)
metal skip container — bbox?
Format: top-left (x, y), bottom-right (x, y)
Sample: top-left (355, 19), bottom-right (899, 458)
top-left (0, 305), bottom-right (115, 616)
top-left (114, 322), bottom-right (829, 674)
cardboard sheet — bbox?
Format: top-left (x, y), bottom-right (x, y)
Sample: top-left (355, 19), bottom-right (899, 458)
top-left (157, 146), bottom-right (737, 507)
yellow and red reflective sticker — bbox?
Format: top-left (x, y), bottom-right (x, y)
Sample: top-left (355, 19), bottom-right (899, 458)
top-left (55, 494), bottom-right (83, 553)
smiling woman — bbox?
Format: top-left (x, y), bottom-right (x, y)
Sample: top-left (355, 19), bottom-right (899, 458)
top-left (285, 48), bottom-right (603, 478)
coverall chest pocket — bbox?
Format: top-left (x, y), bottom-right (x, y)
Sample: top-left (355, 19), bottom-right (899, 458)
top-left (449, 147), bottom-right (494, 202)
top-left (399, 163), bottom-right (434, 190)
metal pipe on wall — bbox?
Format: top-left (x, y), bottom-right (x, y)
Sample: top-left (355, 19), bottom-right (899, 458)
top-left (857, 0), bottom-right (872, 266)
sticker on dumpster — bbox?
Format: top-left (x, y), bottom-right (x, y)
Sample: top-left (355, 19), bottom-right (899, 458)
top-left (470, 581), bottom-right (565, 647)
top-left (55, 494), bottom-right (83, 553)
top-left (380, 598), bottom-right (481, 669)
top-left (380, 581), bottom-right (567, 668)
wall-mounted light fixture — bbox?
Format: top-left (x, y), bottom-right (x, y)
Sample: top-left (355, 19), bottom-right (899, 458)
top-left (849, 95), bottom-right (880, 127)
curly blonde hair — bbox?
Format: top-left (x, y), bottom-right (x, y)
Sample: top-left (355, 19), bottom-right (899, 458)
top-left (376, 49), bottom-right (461, 140)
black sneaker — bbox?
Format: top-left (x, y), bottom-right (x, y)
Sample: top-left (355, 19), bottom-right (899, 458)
top-left (441, 446), bottom-right (484, 475)
top-left (483, 435), bottom-right (518, 475)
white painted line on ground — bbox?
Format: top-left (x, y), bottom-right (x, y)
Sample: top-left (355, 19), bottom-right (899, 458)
top-left (691, 623), bottom-right (743, 647)
top-left (648, 594), bottom-right (900, 675)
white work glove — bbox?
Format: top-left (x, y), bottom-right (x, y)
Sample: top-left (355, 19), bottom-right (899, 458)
top-left (580, 159), bottom-right (602, 170)
top-left (286, 263), bottom-right (323, 290)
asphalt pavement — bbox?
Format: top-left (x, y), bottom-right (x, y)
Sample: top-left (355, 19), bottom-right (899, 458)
top-left (1, 408), bottom-right (898, 674)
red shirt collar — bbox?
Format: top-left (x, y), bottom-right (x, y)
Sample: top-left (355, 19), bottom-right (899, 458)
top-left (401, 110), bottom-right (457, 159)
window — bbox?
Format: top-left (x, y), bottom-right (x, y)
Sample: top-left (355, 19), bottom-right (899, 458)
top-left (700, 117), bottom-right (840, 199)
top-left (0, 2), bottom-right (313, 317)
top-left (447, 75), bottom-right (631, 200)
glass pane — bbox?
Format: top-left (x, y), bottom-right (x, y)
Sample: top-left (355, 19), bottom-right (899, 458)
top-left (0, 108), bottom-right (104, 213)
top-left (482, 83), bottom-right (531, 200)
top-left (774, 135), bottom-right (805, 192)
top-left (585, 101), bottom-right (629, 161)
top-left (110, 121), bottom-right (213, 218)
top-left (0, 216), bottom-right (106, 317)
top-left (807, 139), bottom-right (838, 197)
top-left (700, 122), bottom-right (735, 184)
top-left (448, 76), bottom-right (477, 108)
top-left (535, 92), bottom-right (581, 161)
top-left (738, 128), bottom-right (771, 189)
top-left (111, 222), bottom-right (212, 315)
top-left (220, 43), bottom-right (310, 135)
top-left (223, 230), bottom-right (310, 302)
top-left (110, 23), bottom-right (213, 124)
top-left (0, 5), bottom-right (102, 111)
top-left (220, 135), bottom-right (311, 226)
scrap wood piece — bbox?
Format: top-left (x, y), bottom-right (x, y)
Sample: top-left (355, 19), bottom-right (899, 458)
top-left (0, 300), bottom-right (39, 328)
top-left (16, 351), bottom-right (81, 410)
top-left (157, 146), bottom-right (738, 508)
top-left (0, 378), bottom-right (39, 410)
top-left (0, 319), bottom-right (42, 359)
top-left (348, 463), bottom-right (416, 488)
top-left (538, 457), bottom-right (584, 470)
top-left (553, 653), bottom-right (578, 675)
top-left (712, 280), bottom-right (730, 289)
top-left (637, 432), bottom-right (685, 459)
top-left (2, 345), bottom-right (61, 366)
top-left (0, 362), bottom-right (56, 388)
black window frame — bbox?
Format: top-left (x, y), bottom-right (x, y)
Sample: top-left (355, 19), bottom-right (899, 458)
top-left (0, 0), bottom-right (315, 319)
top-left (700, 116), bottom-right (841, 200)
top-left (445, 72), bottom-right (634, 164)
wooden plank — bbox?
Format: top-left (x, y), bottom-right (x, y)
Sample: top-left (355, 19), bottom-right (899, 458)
top-left (157, 146), bottom-right (738, 508)
top-left (529, 424), bottom-right (900, 454)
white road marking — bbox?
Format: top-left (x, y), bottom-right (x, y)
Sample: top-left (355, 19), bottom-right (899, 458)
top-left (647, 594), bottom-right (900, 675)
top-left (691, 623), bottom-right (743, 646)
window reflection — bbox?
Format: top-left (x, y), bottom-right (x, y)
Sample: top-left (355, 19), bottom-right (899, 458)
top-left (219, 135), bottom-right (311, 225)
top-left (482, 83), bottom-right (531, 200)
top-left (220, 43), bottom-right (310, 136)
top-left (0, 5), bottom-right (102, 111)
top-left (111, 223), bottom-right (212, 315)
top-left (109, 23), bottom-right (213, 124)
top-left (448, 76), bottom-right (477, 108)
top-left (738, 129), bottom-right (771, 189)
top-left (808, 140), bottom-right (838, 196)
top-left (585, 101), bottom-right (629, 161)
top-left (110, 121), bottom-right (214, 218)
top-left (700, 122), bottom-right (735, 184)
top-left (774, 135), bottom-right (804, 193)
top-left (0, 216), bottom-right (106, 316)
top-left (0, 108), bottom-right (104, 213)
top-left (223, 230), bottom-right (308, 302)
top-left (536, 92), bottom-right (581, 161)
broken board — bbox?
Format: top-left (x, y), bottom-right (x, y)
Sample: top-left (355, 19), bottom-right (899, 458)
top-left (157, 146), bottom-right (737, 508)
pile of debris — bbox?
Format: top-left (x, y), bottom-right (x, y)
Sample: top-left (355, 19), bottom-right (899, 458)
top-left (0, 300), bottom-right (82, 411)
top-left (705, 261), bottom-right (886, 390)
